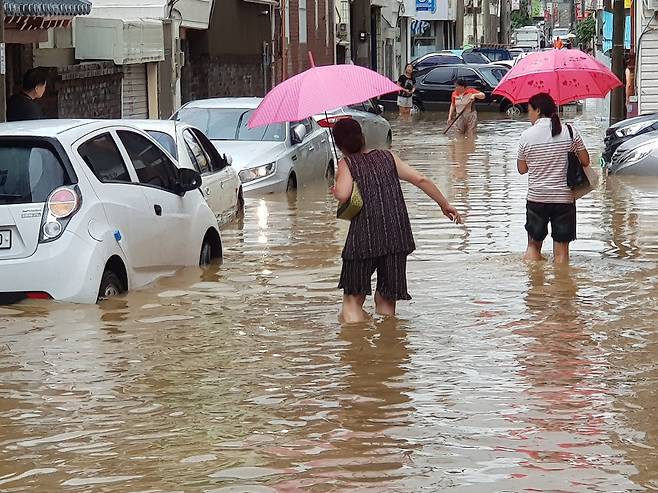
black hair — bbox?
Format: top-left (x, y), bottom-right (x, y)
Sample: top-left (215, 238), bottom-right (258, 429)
top-left (455, 78), bottom-right (468, 87)
top-left (333, 118), bottom-right (365, 155)
top-left (528, 92), bottom-right (562, 137)
top-left (23, 67), bottom-right (48, 91)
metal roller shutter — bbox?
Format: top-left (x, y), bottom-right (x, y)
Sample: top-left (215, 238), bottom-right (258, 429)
top-left (122, 64), bottom-right (148, 119)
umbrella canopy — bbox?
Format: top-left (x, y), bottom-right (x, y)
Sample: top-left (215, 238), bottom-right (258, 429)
top-left (493, 49), bottom-right (622, 105)
top-left (248, 58), bottom-right (400, 128)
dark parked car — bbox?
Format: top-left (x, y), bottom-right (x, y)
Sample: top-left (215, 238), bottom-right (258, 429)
top-left (469, 47), bottom-right (513, 61)
top-left (602, 113), bottom-right (658, 164)
top-left (411, 52), bottom-right (464, 77)
top-left (381, 64), bottom-right (524, 114)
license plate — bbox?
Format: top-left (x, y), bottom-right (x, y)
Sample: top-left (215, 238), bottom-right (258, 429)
top-left (0, 230), bottom-right (11, 249)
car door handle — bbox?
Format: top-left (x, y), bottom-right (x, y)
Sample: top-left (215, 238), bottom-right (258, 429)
top-left (321, 139), bottom-right (327, 144)
top-left (154, 204), bottom-right (162, 216)
top-left (205, 186), bottom-right (212, 195)
top-left (308, 146), bottom-right (315, 151)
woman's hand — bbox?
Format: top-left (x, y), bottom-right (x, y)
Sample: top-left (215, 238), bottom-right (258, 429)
top-left (441, 203), bottom-right (464, 224)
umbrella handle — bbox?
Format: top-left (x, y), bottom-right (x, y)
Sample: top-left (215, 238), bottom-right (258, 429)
top-left (326, 111), bottom-right (340, 173)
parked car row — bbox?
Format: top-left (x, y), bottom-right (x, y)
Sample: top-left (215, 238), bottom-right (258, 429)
top-left (0, 120), bottom-right (222, 304)
top-left (0, 97), bottom-right (393, 304)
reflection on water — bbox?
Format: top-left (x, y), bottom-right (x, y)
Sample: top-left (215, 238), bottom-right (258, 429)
top-left (1, 111), bottom-right (658, 491)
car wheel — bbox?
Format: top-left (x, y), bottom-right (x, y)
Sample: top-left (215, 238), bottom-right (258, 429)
top-left (98, 270), bottom-right (125, 301)
top-left (287, 173), bottom-right (297, 192)
top-left (200, 240), bottom-right (213, 266)
top-left (325, 161), bottom-right (335, 181)
top-left (386, 131), bottom-right (392, 147)
top-left (506, 104), bottom-right (523, 116)
top-left (237, 187), bottom-right (245, 216)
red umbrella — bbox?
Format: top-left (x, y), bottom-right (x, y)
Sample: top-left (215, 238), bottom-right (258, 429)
top-left (493, 49), bottom-right (622, 105)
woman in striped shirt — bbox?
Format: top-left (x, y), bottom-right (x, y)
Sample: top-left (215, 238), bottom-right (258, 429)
top-left (517, 93), bottom-right (590, 264)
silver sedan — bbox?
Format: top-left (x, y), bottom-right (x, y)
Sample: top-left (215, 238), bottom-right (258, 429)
top-left (608, 131), bottom-right (658, 175)
top-left (314, 99), bottom-right (392, 150)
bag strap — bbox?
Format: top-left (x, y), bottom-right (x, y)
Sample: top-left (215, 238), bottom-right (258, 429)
top-left (566, 123), bottom-right (574, 141)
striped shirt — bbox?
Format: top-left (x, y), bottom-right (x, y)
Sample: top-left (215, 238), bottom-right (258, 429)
top-left (517, 118), bottom-right (586, 204)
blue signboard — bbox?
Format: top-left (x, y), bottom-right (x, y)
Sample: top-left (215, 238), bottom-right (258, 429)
top-left (416, 0), bottom-right (436, 13)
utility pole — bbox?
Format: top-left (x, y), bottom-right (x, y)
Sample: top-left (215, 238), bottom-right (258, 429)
top-left (610, 0), bottom-right (625, 124)
top-left (500, 0), bottom-right (510, 45)
top-left (482, 0), bottom-right (490, 43)
top-left (473, 0), bottom-right (478, 45)
top-left (0, 0), bottom-right (6, 122)
top-left (456, 0), bottom-right (464, 47)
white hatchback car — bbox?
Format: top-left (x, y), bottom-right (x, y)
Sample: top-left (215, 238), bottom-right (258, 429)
top-left (0, 120), bottom-right (222, 304)
top-left (173, 98), bottom-right (334, 194)
top-left (127, 120), bottom-right (243, 225)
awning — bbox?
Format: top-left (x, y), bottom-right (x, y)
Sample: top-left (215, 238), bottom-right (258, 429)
top-left (4, 0), bottom-right (92, 17)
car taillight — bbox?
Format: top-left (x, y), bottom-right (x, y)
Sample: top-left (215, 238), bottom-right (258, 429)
top-left (26, 292), bottom-right (51, 300)
top-left (40, 186), bottom-right (81, 243)
top-left (317, 115), bottom-right (352, 128)
top-left (48, 188), bottom-right (78, 218)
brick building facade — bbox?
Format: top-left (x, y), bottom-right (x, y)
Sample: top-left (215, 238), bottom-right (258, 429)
top-left (281, 0), bottom-right (335, 78)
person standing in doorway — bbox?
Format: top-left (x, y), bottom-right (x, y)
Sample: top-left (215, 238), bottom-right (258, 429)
top-left (517, 92), bottom-right (590, 264)
top-left (397, 64), bottom-right (416, 116)
top-left (331, 118), bottom-right (463, 323)
top-left (626, 53), bottom-right (636, 114)
top-left (447, 79), bottom-right (485, 138)
top-left (7, 68), bottom-right (48, 122)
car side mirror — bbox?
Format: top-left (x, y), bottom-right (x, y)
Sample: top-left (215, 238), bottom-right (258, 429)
top-left (291, 124), bottom-right (307, 144)
top-left (377, 104), bottom-right (384, 114)
top-left (177, 167), bottom-right (202, 195)
top-left (225, 153), bottom-right (233, 166)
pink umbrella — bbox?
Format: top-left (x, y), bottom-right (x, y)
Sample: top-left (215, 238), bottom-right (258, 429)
top-left (248, 54), bottom-right (400, 128)
top-left (493, 49), bottom-right (622, 105)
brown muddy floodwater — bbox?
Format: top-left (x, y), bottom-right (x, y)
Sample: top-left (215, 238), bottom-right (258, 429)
top-left (2, 109), bottom-right (658, 492)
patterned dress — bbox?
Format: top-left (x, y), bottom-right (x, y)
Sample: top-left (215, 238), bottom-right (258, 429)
top-left (338, 150), bottom-right (416, 300)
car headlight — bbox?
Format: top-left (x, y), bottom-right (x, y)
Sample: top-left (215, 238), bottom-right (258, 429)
top-left (617, 142), bottom-right (656, 164)
top-left (615, 121), bottom-right (655, 137)
top-left (238, 162), bottom-right (276, 183)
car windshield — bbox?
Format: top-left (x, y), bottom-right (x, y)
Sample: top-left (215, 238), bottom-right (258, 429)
top-left (463, 52), bottom-right (490, 64)
top-left (175, 108), bottom-right (287, 142)
top-left (0, 144), bottom-right (71, 205)
top-left (147, 130), bottom-right (178, 159)
top-left (479, 67), bottom-right (508, 87)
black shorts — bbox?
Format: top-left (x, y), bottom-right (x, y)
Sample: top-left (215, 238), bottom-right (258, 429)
top-left (525, 201), bottom-right (576, 243)
top-left (338, 254), bottom-right (411, 301)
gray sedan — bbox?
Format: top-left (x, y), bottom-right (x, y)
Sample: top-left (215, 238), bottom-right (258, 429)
top-left (608, 130), bottom-right (658, 175)
top-left (314, 99), bottom-right (392, 150)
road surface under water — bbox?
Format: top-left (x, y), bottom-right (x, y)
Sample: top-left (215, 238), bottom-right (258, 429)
top-left (1, 111), bottom-right (658, 492)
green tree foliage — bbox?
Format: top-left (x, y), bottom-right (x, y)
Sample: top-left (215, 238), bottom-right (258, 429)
top-left (512, 0), bottom-right (533, 29)
top-left (576, 14), bottom-right (596, 46)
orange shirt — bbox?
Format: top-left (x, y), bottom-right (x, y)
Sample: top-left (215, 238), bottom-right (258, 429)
top-left (451, 88), bottom-right (480, 113)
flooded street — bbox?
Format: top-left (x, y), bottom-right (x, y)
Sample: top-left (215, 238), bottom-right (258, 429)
top-left (3, 110), bottom-right (658, 492)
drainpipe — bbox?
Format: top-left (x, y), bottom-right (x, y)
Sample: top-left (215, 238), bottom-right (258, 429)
top-left (0, 0), bottom-right (5, 122)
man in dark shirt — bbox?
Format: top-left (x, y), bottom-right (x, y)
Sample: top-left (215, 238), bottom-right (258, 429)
top-left (7, 68), bottom-right (48, 122)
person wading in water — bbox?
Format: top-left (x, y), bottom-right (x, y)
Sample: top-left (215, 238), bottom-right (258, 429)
top-left (517, 92), bottom-right (590, 264)
top-left (397, 64), bottom-right (416, 117)
top-left (447, 79), bottom-right (485, 138)
top-left (331, 118), bottom-right (463, 323)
